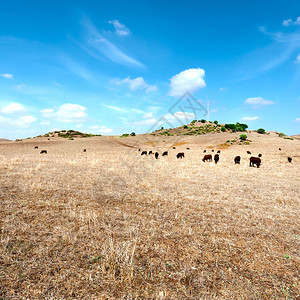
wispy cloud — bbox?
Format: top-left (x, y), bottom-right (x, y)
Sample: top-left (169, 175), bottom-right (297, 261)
top-left (80, 16), bottom-right (143, 67)
top-left (102, 103), bottom-right (145, 114)
top-left (0, 115), bottom-right (36, 127)
top-left (1, 73), bottom-right (13, 79)
top-left (108, 20), bottom-right (130, 36)
top-left (282, 16), bottom-right (300, 27)
top-left (294, 117), bottom-right (300, 122)
top-left (244, 97), bottom-right (274, 108)
top-left (241, 116), bottom-right (259, 121)
top-left (114, 76), bottom-right (157, 92)
top-left (61, 56), bottom-right (93, 81)
top-left (89, 125), bottom-right (113, 133)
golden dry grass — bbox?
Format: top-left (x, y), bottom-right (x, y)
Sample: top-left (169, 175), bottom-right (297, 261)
top-left (0, 132), bottom-right (299, 299)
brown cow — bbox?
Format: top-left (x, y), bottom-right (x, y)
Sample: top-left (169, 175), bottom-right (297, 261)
top-left (214, 154), bottom-right (220, 164)
top-left (287, 157), bottom-right (292, 163)
top-left (234, 156), bottom-right (241, 164)
top-left (141, 151), bottom-right (147, 155)
top-left (258, 154), bottom-right (262, 157)
top-left (34, 146), bottom-right (38, 149)
top-left (279, 148), bottom-right (281, 151)
top-left (177, 152), bottom-right (185, 159)
top-left (217, 150), bottom-right (221, 153)
top-left (148, 151), bottom-right (153, 155)
top-left (186, 147), bottom-right (190, 150)
top-left (202, 154), bottom-right (212, 162)
top-left (203, 150), bottom-right (206, 153)
top-left (83, 149), bottom-right (87, 152)
top-left (162, 151), bottom-right (168, 156)
top-left (247, 151), bottom-right (251, 155)
top-left (249, 157), bottom-right (261, 168)
top-left (173, 147), bottom-right (176, 149)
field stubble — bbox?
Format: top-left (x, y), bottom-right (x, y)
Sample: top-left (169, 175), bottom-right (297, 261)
top-left (0, 134), bottom-right (299, 299)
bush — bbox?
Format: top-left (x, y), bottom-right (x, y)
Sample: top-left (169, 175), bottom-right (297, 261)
top-left (200, 119), bottom-right (206, 123)
top-left (130, 132), bottom-right (136, 136)
top-left (191, 120), bottom-right (197, 124)
top-left (257, 128), bottom-right (265, 134)
top-left (221, 126), bottom-right (226, 132)
top-left (240, 134), bottom-right (247, 141)
top-left (214, 120), bottom-right (218, 124)
top-left (121, 133), bottom-right (129, 137)
top-left (183, 125), bottom-right (188, 129)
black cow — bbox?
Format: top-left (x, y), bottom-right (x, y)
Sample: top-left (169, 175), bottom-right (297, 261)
top-left (83, 149), bottom-right (87, 152)
top-left (203, 150), bottom-right (206, 153)
top-left (177, 152), bottom-right (185, 159)
top-left (212, 150), bottom-right (214, 152)
top-left (287, 157), bottom-right (292, 163)
top-left (214, 154), bottom-right (220, 164)
top-left (48, 138), bottom-right (50, 141)
top-left (202, 154), bottom-right (212, 162)
top-left (162, 151), bottom-right (168, 156)
top-left (138, 149), bottom-right (141, 152)
top-left (186, 147), bottom-right (190, 150)
top-left (148, 151), bottom-right (153, 155)
top-left (217, 150), bottom-right (220, 153)
top-left (279, 148), bottom-right (281, 151)
top-left (249, 157), bottom-right (261, 168)
top-left (34, 146), bottom-right (38, 149)
top-left (247, 151), bottom-right (251, 155)
top-left (258, 154), bottom-right (262, 157)
top-left (155, 152), bottom-right (159, 159)
top-left (173, 147), bottom-right (176, 149)
top-left (40, 150), bottom-right (47, 154)
top-left (141, 151), bottom-right (147, 155)
top-left (234, 156), bottom-right (241, 164)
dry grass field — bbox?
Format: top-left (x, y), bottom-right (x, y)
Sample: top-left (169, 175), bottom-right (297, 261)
top-left (0, 131), bottom-right (299, 299)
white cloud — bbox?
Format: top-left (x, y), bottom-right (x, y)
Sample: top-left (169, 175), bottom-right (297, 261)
top-left (14, 83), bottom-right (26, 89)
top-left (282, 16), bottom-right (300, 26)
top-left (102, 104), bottom-right (127, 112)
top-left (134, 118), bottom-right (159, 126)
top-left (219, 87), bottom-right (226, 92)
top-left (294, 118), bottom-right (300, 122)
top-left (0, 102), bottom-right (26, 114)
top-left (114, 77), bottom-right (158, 92)
top-left (40, 121), bottom-right (50, 125)
top-left (1, 73), bottom-right (13, 79)
top-left (295, 54), bottom-right (300, 63)
top-left (89, 125), bottom-right (113, 133)
top-left (164, 111), bottom-right (195, 122)
top-left (143, 112), bottom-right (154, 119)
top-left (0, 115), bottom-right (36, 128)
top-left (244, 97), bottom-right (274, 107)
top-left (41, 103), bottom-right (87, 123)
top-left (76, 124), bottom-right (83, 128)
top-left (241, 116), bottom-right (259, 121)
top-left (108, 20), bottom-right (130, 36)
top-left (169, 68), bottom-right (206, 97)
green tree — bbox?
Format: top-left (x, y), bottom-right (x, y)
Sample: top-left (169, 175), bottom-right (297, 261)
top-left (257, 128), bottom-right (265, 134)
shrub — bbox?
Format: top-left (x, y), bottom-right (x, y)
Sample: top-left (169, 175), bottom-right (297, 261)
top-left (121, 133), bottom-right (129, 137)
top-left (191, 120), bottom-right (197, 124)
top-left (240, 134), bottom-right (247, 141)
top-left (183, 125), bottom-right (188, 129)
top-left (221, 127), bottom-right (226, 132)
top-left (130, 132), bottom-right (136, 136)
top-left (278, 132), bottom-right (285, 137)
top-left (257, 128), bottom-right (265, 134)
top-left (200, 119), bottom-right (206, 123)
top-left (214, 120), bottom-right (218, 124)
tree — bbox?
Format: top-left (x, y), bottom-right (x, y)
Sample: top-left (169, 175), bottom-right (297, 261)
top-left (240, 134), bottom-right (247, 141)
top-left (221, 126), bottom-right (226, 132)
top-left (130, 132), bottom-right (136, 136)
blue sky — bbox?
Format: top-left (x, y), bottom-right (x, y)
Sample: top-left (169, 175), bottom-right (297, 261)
top-left (0, 0), bottom-right (300, 139)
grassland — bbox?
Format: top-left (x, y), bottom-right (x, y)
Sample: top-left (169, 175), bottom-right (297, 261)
top-left (0, 131), bottom-right (299, 299)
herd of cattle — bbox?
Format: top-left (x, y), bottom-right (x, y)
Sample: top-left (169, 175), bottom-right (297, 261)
top-left (34, 145), bottom-right (293, 168)
top-left (137, 147), bottom-right (293, 168)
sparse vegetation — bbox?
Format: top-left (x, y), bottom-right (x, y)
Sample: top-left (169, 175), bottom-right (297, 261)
top-left (130, 132), bottom-right (136, 136)
top-left (121, 133), bottom-right (129, 137)
top-left (257, 128), bottom-right (266, 134)
top-left (240, 134), bottom-right (247, 141)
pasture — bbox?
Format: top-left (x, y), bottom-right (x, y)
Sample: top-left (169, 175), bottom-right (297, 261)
top-left (0, 131), bottom-right (299, 299)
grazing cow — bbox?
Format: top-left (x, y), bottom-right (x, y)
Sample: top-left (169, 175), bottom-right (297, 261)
top-left (83, 149), bottom-right (87, 152)
top-left (186, 147), bottom-right (190, 150)
top-left (177, 152), bottom-right (185, 159)
top-left (155, 152), bottom-right (159, 159)
top-left (148, 151), bottom-right (152, 155)
top-left (40, 150), bottom-right (47, 154)
top-left (162, 151), bottom-right (168, 156)
top-left (249, 157), bottom-right (261, 168)
top-left (247, 151), bottom-right (251, 155)
top-left (203, 150), bottom-right (206, 153)
top-left (202, 154), bottom-right (212, 162)
top-left (258, 154), bottom-right (262, 157)
top-left (217, 150), bottom-right (220, 153)
top-left (34, 146), bottom-right (38, 149)
top-left (141, 151), bottom-right (147, 155)
top-left (279, 148), bottom-right (281, 151)
top-left (173, 147), bottom-right (176, 149)
top-left (234, 156), bottom-right (241, 164)
top-left (138, 149), bottom-right (141, 152)
top-left (287, 157), bottom-right (292, 163)
top-left (212, 150), bottom-right (214, 152)
top-left (214, 154), bottom-right (220, 164)
top-left (48, 138), bottom-right (50, 141)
